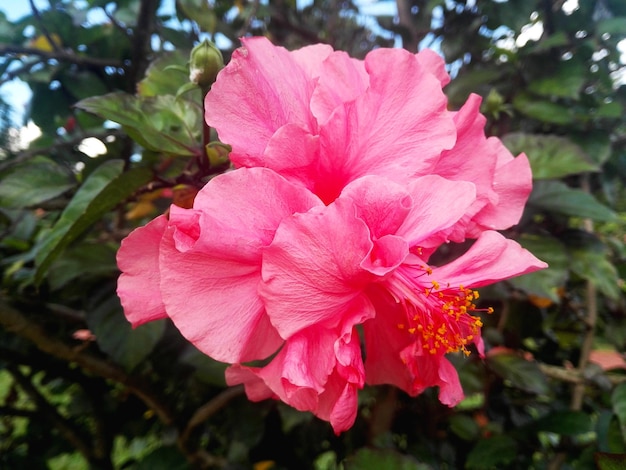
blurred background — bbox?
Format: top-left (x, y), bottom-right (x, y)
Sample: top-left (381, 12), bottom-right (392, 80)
top-left (1, 0), bottom-right (626, 468)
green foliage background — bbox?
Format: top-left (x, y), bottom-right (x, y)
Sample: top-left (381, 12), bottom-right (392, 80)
top-left (1, 0), bottom-right (626, 468)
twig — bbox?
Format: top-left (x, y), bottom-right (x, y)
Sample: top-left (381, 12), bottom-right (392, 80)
top-left (0, 129), bottom-right (125, 172)
top-left (0, 298), bottom-right (177, 427)
top-left (0, 45), bottom-right (123, 69)
top-left (28, 0), bottom-right (63, 54)
top-left (7, 364), bottom-right (96, 461)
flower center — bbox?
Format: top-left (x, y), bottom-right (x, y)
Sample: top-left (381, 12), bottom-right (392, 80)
top-left (384, 262), bottom-right (492, 356)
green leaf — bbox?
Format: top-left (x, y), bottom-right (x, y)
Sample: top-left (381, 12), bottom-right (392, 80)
top-left (597, 17), bottom-right (626, 37)
top-left (138, 51), bottom-right (198, 98)
top-left (612, 383), bottom-right (626, 439)
top-left (179, 346), bottom-right (227, 387)
top-left (596, 453), bottom-right (626, 470)
top-left (34, 160), bottom-right (152, 284)
top-left (486, 349), bottom-right (549, 394)
top-left (566, 231), bottom-right (621, 300)
top-left (133, 447), bottom-right (190, 470)
top-left (571, 132), bottom-right (612, 165)
top-left (0, 159), bottom-right (75, 208)
top-left (508, 234), bottom-right (568, 302)
top-left (528, 180), bottom-right (618, 221)
top-left (344, 448), bottom-right (430, 470)
top-left (47, 242), bottom-right (117, 291)
top-left (76, 92), bottom-right (202, 156)
top-left (502, 133), bottom-right (598, 179)
top-left (533, 411), bottom-right (593, 436)
top-left (449, 414), bottom-right (480, 441)
top-left (513, 94), bottom-right (575, 124)
top-left (527, 59), bottom-right (586, 100)
top-left (87, 295), bottom-right (165, 371)
top-left (466, 435), bottom-right (518, 470)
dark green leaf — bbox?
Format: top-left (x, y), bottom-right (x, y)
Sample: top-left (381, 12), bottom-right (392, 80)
top-left (612, 383), bottom-right (626, 438)
top-left (133, 447), bottom-right (190, 470)
top-left (88, 295), bottom-right (165, 371)
top-left (76, 92), bottom-right (202, 156)
top-left (502, 133), bottom-right (598, 179)
top-left (0, 159), bottom-right (75, 208)
top-left (533, 411), bottom-right (592, 436)
top-left (529, 180), bottom-right (617, 221)
top-left (527, 59), bottom-right (586, 100)
top-left (567, 235), bottom-right (621, 300)
top-left (34, 160), bottom-right (152, 283)
top-left (449, 414), bottom-right (480, 441)
top-left (508, 234), bottom-right (568, 302)
top-left (466, 435), bottom-right (518, 470)
top-left (344, 448), bottom-right (430, 470)
top-left (597, 17), bottom-right (626, 37)
top-left (486, 349), bottom-right (549, 394)
top-left (47, 242), bottom-right (117, 291)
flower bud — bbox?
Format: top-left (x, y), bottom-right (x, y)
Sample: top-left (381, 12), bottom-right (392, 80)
top-left (189, 39), bottom-right (224, 89)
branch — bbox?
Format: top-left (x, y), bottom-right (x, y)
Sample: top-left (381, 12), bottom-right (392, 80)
top-left (7, 364), bottom-right (95, 460)
top-left (28, 0), bottom-right (63, 54)
top-left (179, 386), bottom-right (244, 446)
top-left (539, 363), bottom-right (626, 386)
top-left (0, 129), bottom-right (126, 172)
top-left (0, 45), bottom-right (123, 69)
top-left (0, 298), bottom-right (177, 427)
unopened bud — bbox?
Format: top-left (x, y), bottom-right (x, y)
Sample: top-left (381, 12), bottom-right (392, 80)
top-left (189, 39), bottom-right (224, 89)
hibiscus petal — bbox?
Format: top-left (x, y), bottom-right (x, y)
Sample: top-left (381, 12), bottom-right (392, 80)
top-left (205, 37), bottom-right (318, 168)
top-left (261, 201), bottom-right (375, 338)
top-left (432, 230), bottom-right (548, 287)
top-left (117, 215), bottom-right (168, 327)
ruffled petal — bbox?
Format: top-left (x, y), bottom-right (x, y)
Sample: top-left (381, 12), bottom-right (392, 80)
top-left (415, 48), bottom-right (450, 87)
top-left (159, 228), bottom-right (282, 363)
top-left (205, 37), bottom-right (318, 168)
top-left (117, 215), bottom-right (168, 327)
top-left (316, 48), bottom-right (456, 202)
top-left (261, 201), bottom-right (375, 338)
top-left (339, 175), bottom-right (412, 239)
top-left (432, 230), bottom-right (548, 288)
top-left (158, 168), bottom-right (322, 363)
top-left (471, 151), bottom-right (533, 232)
top-left (310, 50), bottom-right (369, 125)
top-left (395, 175), bottom-right (476, 246)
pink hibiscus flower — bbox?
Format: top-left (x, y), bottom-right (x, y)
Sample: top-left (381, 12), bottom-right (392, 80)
top-left (117, 168), bottom-right (546, 433)
top-left (205, 37), bottom-right (532, 239)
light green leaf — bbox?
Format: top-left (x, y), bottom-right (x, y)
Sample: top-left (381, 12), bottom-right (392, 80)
top-left (528, 180), bottom-right (617, 221)
top-left (598, 17), bottom-right (626, 37)
top-left (0, 158), bottom-right (75, 208)
top-left (502, 133), bottom-right (598, 179)
top-left (87, 295), bottom-right (165, 371)
top-left (34, 160), bottom-right (152, 284)
top-left (76, 92), bottom-right (202, 156)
